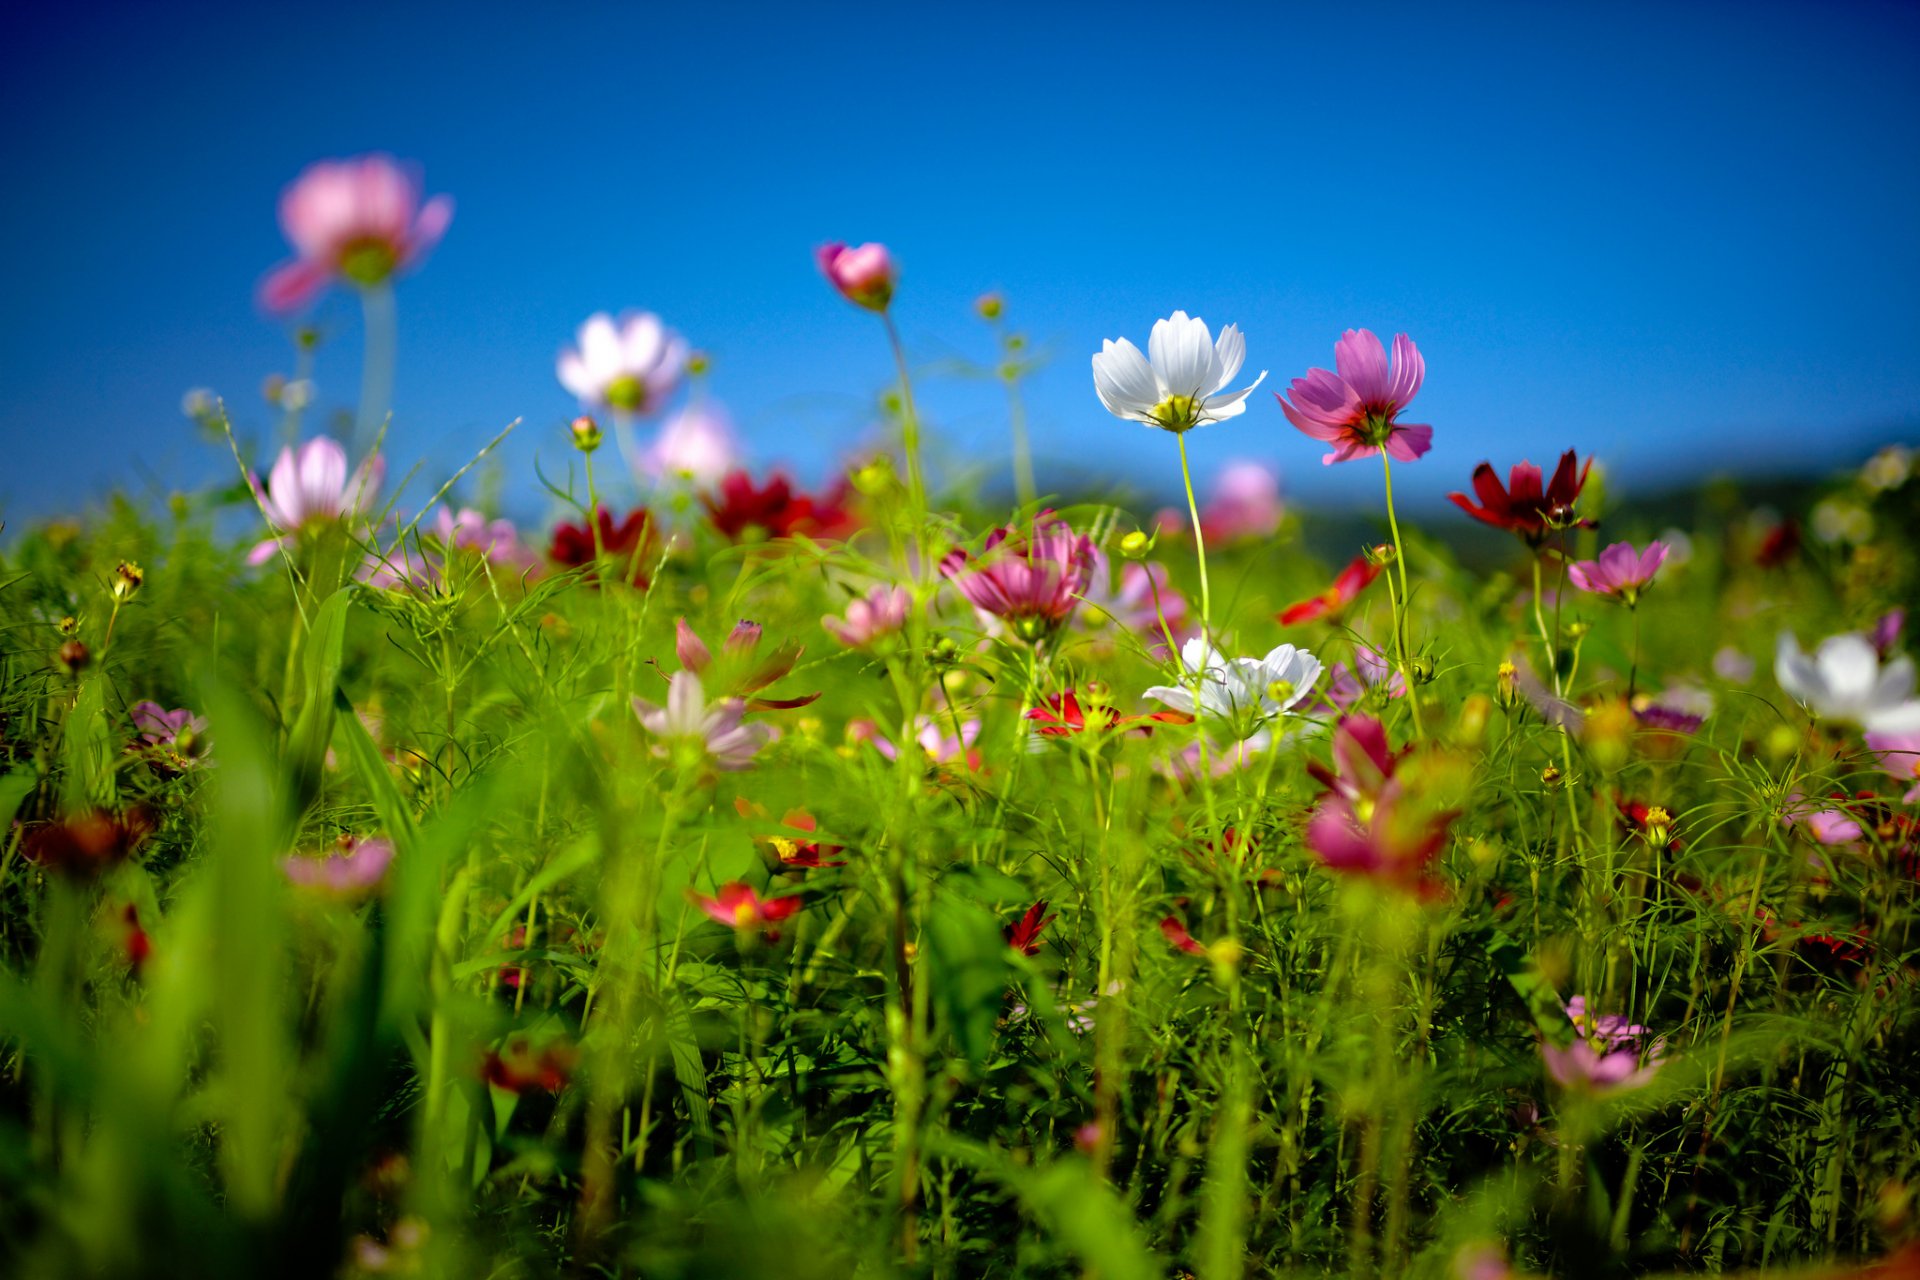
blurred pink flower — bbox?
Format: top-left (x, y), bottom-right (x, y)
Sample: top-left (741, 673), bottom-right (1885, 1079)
top-left (1320, 645), bottom-right (1407, 711)
top-left (1201, 460), bottom-right (1283, 541)
top-left (1277, 329), bottom-right (1432, 465)
top-left (816, 241), bottom-right (896, 312)
top-left (284, 836), bottom-right (395, 897)
top-left (1567, 540), bottom-right (1670, 603)
top-left (1713, 646), bottom-right (1756, 683)
top-left (1078, 554), bottom-right (1192, 654)
top-left (260, 154), bottom-right (453, 312)
top-left (853, 716), bottom-right (981, 768)
top-left (631, 672), bottom-right (774, 771)
top-left (557, 312), bottom-right (688, 416)
top-left (358, 507), bottom-right (535, 589)
top-left (1871, 608), bottom-right (1905, 659)
top-left (1866, 729), bottom-right (1920, 801)
top-left (643, 401), bottom-right (739, 485)
top-left (823, 584), bottom-right (914, 649)
top-left (248, 437), bottom-right (384, 565)
top-left (690, 882), bottom-right (801, 931)
top-left (1564, 995), bottom-right (1649, 1050)
top-left (1541, 1038), bottom-right (1661, 1093)
top-left (940, 512), bottom-right (1096, 644)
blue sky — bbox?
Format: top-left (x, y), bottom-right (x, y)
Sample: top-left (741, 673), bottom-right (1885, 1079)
top-left (3, 1), bottom-right (1916, 526)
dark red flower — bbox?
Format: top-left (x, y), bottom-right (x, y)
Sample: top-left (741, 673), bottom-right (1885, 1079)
top-left (1277, 555), bottom-right (1380, 626)
top-left (1158, 915), bottom-right (1208, 957)
top-left (1447, 450), bottom-right (1593, 543)
top-left (757, 808), bottom-right (847, 870)
top-left (481, 1037), bottom-right (578, 1094)
top-left (1004, 900), bottom-right (1054, 956)
top-left (23, 808), bottom-right (153, 877)
top-left (548, 507), bottom-right (656, 586)
top-left (1755, 517), bottom-right (1801, 569)
top-left (701, 469), bottom-right (857, 542)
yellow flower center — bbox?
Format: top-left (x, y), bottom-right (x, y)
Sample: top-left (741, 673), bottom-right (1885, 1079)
top-left (604, 375), bottom-right (648, 413)
top-left (1151, 394), bottom-right (1202, 432)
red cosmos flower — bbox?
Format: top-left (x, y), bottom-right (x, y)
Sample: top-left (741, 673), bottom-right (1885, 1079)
top-left (1277, 555), bottom-right (1380, 626)
top-left (702, 469), bottom-right (857, 542)
top-left (23, 808), bottom-right (153, 877)
top-left (1159, 915), bottom-right (1208, 957)
top-left (548, 507), bottom-right (656, 586)
top-left (1447, 450), bottom-right (1594, 544)
top-left (118, 903), bottom-right (152, 973)
top-left (1616, 798), bottom-right (1682, 851)
top-left (481, 1037), bottom-right (579, 1094)
top-left (690, 882), bottom-right (802, 933)
top-left (1024, 689), bottom-right (1189, 738)
top-left (1004, 900), bottom-right (1054, 956)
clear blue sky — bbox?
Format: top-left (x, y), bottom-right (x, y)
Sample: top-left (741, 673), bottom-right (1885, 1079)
top-left (3, 1), bottom-right (1916, 526)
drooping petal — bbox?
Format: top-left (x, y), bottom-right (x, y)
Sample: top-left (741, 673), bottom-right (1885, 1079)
top-left (1386, 333), bottom-right (1424, 407)
top-left (1383, 423), bottom-right (1433, 461)
top-left (1333, 329), bottom-right (1392, 406)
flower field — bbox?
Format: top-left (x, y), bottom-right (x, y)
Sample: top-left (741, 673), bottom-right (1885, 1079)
top-left (2, 155), bottom-right (1918, 1279)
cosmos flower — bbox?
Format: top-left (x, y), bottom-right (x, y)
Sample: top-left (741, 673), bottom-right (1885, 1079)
top-left (360, 507), bottom-right (536, 589)
top-left (631, 672), bottom-right (776, 771)
top-left (701, 469), bottom-right (858, 542)
top-left (1277, 329), bottom-right (1431, 464)
top-left (1567, 541), bottom-right (1670, 603)
top-left (822, 584), bottom-right (914, 649)
top-left (556, 312), bottom-right (688, 416)
top-left (1448, 450), bottom-right (1594, 543)
top-left (852, 716), bottom-right (982, 769)
top-left (23, 809), bottom-right (153, 878)
top-left (817, 241), bottom-right (897, 311)
top-left (1143, 637), bottom-right (1323, 734)
top-left (1201, 460), bottom-right (1283, 542)
top-left (1305, 784), bottom-right (1454, 896)
top-left (1159, 915), bottom-right (1209, 957)
top-left (481, 1037), bottom-right (578, 1094)
top-left (1077, 554), bottom-right (1193, 653)
top-left (642, 400), bottom-right (739, 485)
top-left (1091, 311), bottom-right (1266, 433)
top-left (1277, 554), bottom-right (1383, 626)
top-left (1563, 996), bottom-right (1649, 1050)
top-left (1865, 729), bottom-right (1920, 801)
top-left (690, 882), bottom-right (802, 931)
top-left (131, 701), bottom-right (208, 761)
top-left (1540, 1038), bottom-right (1662, 1094)
top-left (247, 437), bottom-right (384, 565)
top-left (283, 836), bottom-right (395, 897)
top-left (672, 617), bottom-right (819, 711)
top-left (1025, 688), bottom-right (1187, 738)
top-left (259, 154), bottom-right (453, 312)
top-left (1004, 901), bottom-right (1054, 956)
top-left (548, 507), bottom-right (657, 587)
top-left (940, 512), bottom-right (1097, 643)
top-left (1775, 632), bottom-right (1920, 732)
top-left (1318, 645), bottom-right (1406, 712)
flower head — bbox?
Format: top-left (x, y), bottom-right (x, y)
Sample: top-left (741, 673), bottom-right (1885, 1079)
top-left (131, 701), bottom-right (209, 772)
top-left (1277, 329), bottom-right (1430, 464)
top-left (632, 672), bottom-right (774, 771)
top-left (817, 242), bottom-right (896, 311)
top-left (1201, 460), bottom-right (1283, 542)
top-left (1025, 688), bottom-right (1187, 739)
top-left (1448, 450), bottom-right (1593, 543)
top-left (691, 882), bottom-right (802, 932)
top-left (702, 469), bottom-right (857, 542)
top-left (672, 617), bottom-right (819, 711)
top-left (247, 438), bottom-right (384, 565)
top-left (1004, 901), bottom-right (1054, 956)
top-left (643, 401), bottom-right (739, 485)
top-left (1305, 784), bottom-right (1454, 897)
top-left (853, 716), bottom-right (981, 769)
top-left (1278, 555), bottom-right (1382, 626)
top-left (823, 584), bottom-right (913, 649)
top-left (1776, 632), bottom-right (1920, 733)
top-left (557, 312), bottom-right (688, 416)
top-left (482, 1037), bottom-right (578, 1094)
top-left (260, 154), bottom-right (452, 312)
top-left (1866, 729), bottom-right (1920, 801)
top-left (1091, 311), bottom-right (1266, 433)
top-left (548, 507), bottom-right (657, 587)
top-left (23, 809), bottom-right (153, 878)
top-left (1541, 1038), bottom-right (1662, 1094)
top-left (1566, 540), bottom-right (1670, 604)
top-left (1143, 637), bottom-right (1323, 737)
top-left (940, 512), bottom-right (1096, 643)
top-left (1077, 554), bottom-right (1193, 654)
top-left (283, 835), bottom-right (395, 897)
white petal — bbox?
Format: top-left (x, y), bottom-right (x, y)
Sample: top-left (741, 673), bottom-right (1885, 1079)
top-left (621, 312), bottom-right (664, 372)
top-left (578, 314), bottom-right (623, 380)
top-left (1148, 312), bottom-right (1215, 399)
top-left (1143, 684), bottom-right (1196, 715)
top-left (1775, 633), bottom-right (1825, 705)
top-left (1211, 323), bottom-right (1246, 391)
top-left (1092, 339), bottom-right (1158, 417)
top-left (1864, 699), bottom-right (1920, 734)
top-left (1871, 654), bottom-right (1917, 707)
top-left (557, 351), bottom-right (598, 399)
top-left (1201, 369), bottom-right (1268, 421)
top-left (1814, 634), bottom-right (1879, 709)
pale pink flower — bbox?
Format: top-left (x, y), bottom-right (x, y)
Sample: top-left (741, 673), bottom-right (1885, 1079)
top-left (1865, 729), bottom-right (1920, 802)
top-left (631, 672), bottom-right (774, 771)
top-left (643, 401), bottom-right (739, 485)
top-left (359, 507), bottom-right (536, 589)
top-left (283, 836), bottom-right (395, 896)
top-left (1077, 554), bottom-right (1193, 654)
top-left (1541, 1038), bottom-right (1662, 1093)
top-left (816, 242), bottom-right (896, 312)
top-left (259, 154), bottom-right (453, 312)
top-left (557, 312), bottom-right (688, 416)
top-left (1564, 995), bottom-right (1649, 1050)
top-left (1201, 460), bottom-right (1283, 541)
top-left (1713, 646), bottom-right (1756, 683)
top-left (131, 702), bottom-right (206, 751)
top-left (823, 585), bottom-right (913, 648)
top-left (1277, 329), bottom-right (1432, 465)
top-left (853, 716), bottom-right (981, 767)
top-left (248, 437), bottom-right (384, 564)
top-left (1566, 540), bottom-right (1670, 603)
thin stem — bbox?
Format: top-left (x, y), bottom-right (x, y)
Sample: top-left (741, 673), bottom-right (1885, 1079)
top-left (999, 337), bottom-right (1036, 509)
top-left (1628, 604), bottom-right (1642, 702)
top-left (355, 282), bottom-right (397, 454)
top-left (1378, 453), bottom-right (1425, 738)
top-left (882, 312), bottom-right (928, 518)
top-left (1176, 432), bottom-right (1211, 637)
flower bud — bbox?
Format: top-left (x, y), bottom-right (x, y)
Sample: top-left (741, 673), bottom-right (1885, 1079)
top-left (816, 242), bottom-right (896, 312)
top-left (975, 292), bottom-right (1004, 321)
top-left (58, 639), bottom-right (90, 673)
top-left (58, 615), bottom-right (79, 637)
top-left (112, 561), bottom-right (144, 601)
top-left (1495, 660), bottom-right (1520, 710)
top-left (570, 415), bottom-right (603, 453)
top-left (1409, 654), bottom-right (1436, 684)
top-left (1456, 693), bottom-right (1492, 746)
top-left (685, 350), bottom-right (711, 377)
top-left (1365, 542), bottom-right (1397, 566)
top-left (1118, 530), bottom-right (1152, 560)
top-left (1565, 619), bottom-right (1592, 640)
top-left (849, 454), bottom-right (897, 497)
top-left (1639, 806), bottom-right (1674, 849)
top-left (1540, 763), bottom-right (1563, 789)
top-left (180, 387), bottom-right (216, 420)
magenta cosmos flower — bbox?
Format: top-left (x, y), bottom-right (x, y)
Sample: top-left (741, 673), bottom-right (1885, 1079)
top-left (1278, 329), bottom-right (1432, 465)
top-left (1541, 1038), bottom-right (1662, 1094)
top-left (690, 882), bottom-right (802, 931)
top-left (816, 242), bottom-right (896, 312)
top-left (822, 584), bottom-right (914, 649)
top-left (1566, 540), bottom-right (1669, 604)
top-left (283, 836), bottom-right (395, 897)
top-left (248, 437), bottom-right (384, 564)
top-left (259, 154), bottom-right (453, 312)
top-left (939, 512), bottom-right (1096, 643)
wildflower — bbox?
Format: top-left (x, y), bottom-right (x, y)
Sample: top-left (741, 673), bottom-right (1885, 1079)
top-left (23, 809), bottom-right (153, 877)
top-left (112, 561), bottom-right (144, 600)
top-left (642, 401), bottom-right (739, 485)
top-left (1566, 540), bottom-right (1670, 603)
top-left (1305, 783), bottom-right (1454, 896)
top-left (940, 512), bottom-right (1096, 643)
top-left (1540, 1038), bottom-right (1661, 1094)
top-left (1775, 631), bottom-right (1920, 732)
top-left (1090, 311), bottom-right (1265, 433)
top-left (701, 469), bottom-right (857, 542)
top-left (548, 507), bottom-right (656, 587)
top-left (570, 414), bottom-right (603, 453)
top-left (1277, 329), bottom-right (1431, 464)
top-left (1159, 915), bottom-right (1208, 957)
top-left (1305, 714), bottom-right (1404, 805)
top-left (1319, 645), bottom-right (1407, 712)
top-left (822, 584), bottom-right (913, 649)
top-left (259, 154), bottom-right (453, 312)
top-left (1495, 660), bottom-right (1521, 710)
top-left (481, 1037), bottom-right (578, 1094)
top-left (690, 882), bottom-right (801, 932)
top-left (1078, 554), bottom-right (1193, 653)
top-left (748, 808), bottom-right (846, 871)
top-left (247, 437), bottom-right (384, 565)
top-left (1871, 609), bottom-right (1906, 660)
top-left (1025, 688), bottom-right (1186, 738)
top-left (1564, 995), bottom-right (1650, 1050)
top-left (1143, 637), bottom-right (1323, 735)
top-left (852, 716), bottom-right (981, 769)
top-left (361, 507), bottom-right (536, 590)
top-left (1447, 450), bottom-right (1593, 543)
top-left (283, 835), bottom-right (395, 896)
top-left (131, 701), bottom-right (208, 772)
top-left (556, 311), bottom-right (688, 416)
top-left (816, 241), bottom-right (896, 311)
top-left (1713, 646), bottom-right (1756, 683)
top-left (671, 617), bottom-right (819, 710)
top-left (1004, 901), bottom-right (1054, 956)
top-left (1277, 554), bottom-right (1382, 626)
top-left (632, 672), bottom-right (775, 772)
top-left (1865, 729), bottom-right (1920, 801)
top-left (1632, 688), bottom-right (1710, 735)
top-left (1201, 460), bottom-right (1283, 542)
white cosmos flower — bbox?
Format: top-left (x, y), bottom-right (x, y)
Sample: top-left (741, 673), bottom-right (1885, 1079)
top-left (1091, 311), bottom-right (1266, 433)
top-left (1775, 631), bottom-right (1920, 732)
top-left (557, 311), bottom-right (688, 417)
top-left (1144, 636), bottom-right (1322, 735)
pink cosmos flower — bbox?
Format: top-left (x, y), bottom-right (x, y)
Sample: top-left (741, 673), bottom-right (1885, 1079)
top-left (672, 617), bottom-right (819, 711)
top-left (1077, 554), bottom-right (1193, 654)
top-left (1865, 729), bottom-right (1920, 802)
top-left (260, 154), bottom-right (453, 312)
top-left (1871, 609), bottom-right (1905, 659)
top-left (1319, 645), bottom-right (1407, 712)
top-left (853, 716), bottom-right (982, 768)
top-left (1563, 995), bottom-right (1649, 1050)
top-left (1201, 460), bottom-right (1283, 542)
top-left (1566, 541), bottom-right (1670, 603)
top-left (557, 312), bottom-right (688, 416)
top-left (690, 882), bottom-right (801, 932)
top-left (283, 836), bottom-right (395, 897)
top-left (1277, 329), bottom-right (1432, 465)
top-left (1541, 1038), bottom-right (1662, 1094)
top-left (816, 242), bottom-right (896, 312)
top-left (357, 507), bottom-right (535, 590)
top-left (631, 672), bottom-right (775, 771)
top-left (131, 702), bottom-right (206, 751)
top-left (643, 401), bottom-right (739, 485)
top-left (940, 512), bottom-right (1096, 643)
top-left (248, 437), bottom-right (384, 565)
top-left (1713, 646), bottom-right (1757, 683)
top-left (823, 584), bottom-right (914, 649)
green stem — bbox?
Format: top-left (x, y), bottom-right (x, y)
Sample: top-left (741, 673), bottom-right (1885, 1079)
top-left (355, 282), bottom-right (396, 454)
top-left (1378, 452), bottom-right (1424, 738)
top-left (882, 312), bottom-right (927, 519)
top-left (1176, 432), bottom-right (1211, 637)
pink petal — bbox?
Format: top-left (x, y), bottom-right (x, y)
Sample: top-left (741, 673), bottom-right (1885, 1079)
top-left (1386, 333), bottom-right (1424, 406)
top-left (1333, 329), bottom-right (1391, 405)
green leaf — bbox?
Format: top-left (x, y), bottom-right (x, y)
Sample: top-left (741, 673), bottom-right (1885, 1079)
top-left (925, 888), bottom-right (1016, 1071)
top-left (286, 587), bottom-right (353, 811)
